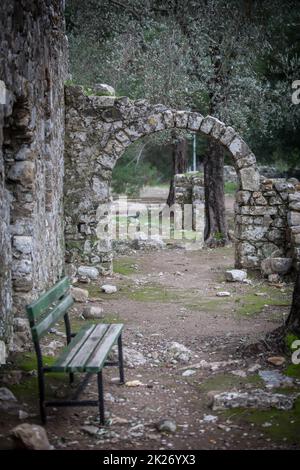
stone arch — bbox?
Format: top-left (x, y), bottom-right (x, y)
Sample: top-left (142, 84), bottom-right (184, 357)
top-left (104, 107), bottom-right (260, 194)
top-left (66, 85), bottom-right (290, 278)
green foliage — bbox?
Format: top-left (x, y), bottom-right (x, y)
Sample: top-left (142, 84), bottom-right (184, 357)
top-left (66, 0), bottom-right (300, 171)
top-left (112, 156), bottom-right (160, 197)
top-left (285, 363), bottom-right (300, 379)
top-left (285, 333), bottom-right (300, 351)
top-left (224, 182), bottom-right (238, 195)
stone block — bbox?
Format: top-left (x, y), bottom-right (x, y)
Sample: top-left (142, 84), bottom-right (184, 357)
top-left (13, 236), bottom-right (32, 254)
top-left (187, 112), bottom-right (204, 131)
top-left (288, 211), bottom-right (300, 226)
top-left (175, 110), bottom-right (189, 128)
top-left (78, 266), bottom-right (99, 280)
top-left (220, 126), bottom-right (236, 146)
top-left (261, 257), bottom-right (293, 276)
top-left (228, 136), bottom-right (251, 160)
top-left (239, 167), bottom-right (260, 191)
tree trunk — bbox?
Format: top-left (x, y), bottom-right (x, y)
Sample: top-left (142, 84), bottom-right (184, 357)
top-left (285, 270), bottom-right (300, 335)
top-left (203, 140), bottom-right (229, 246)
top-left (167, 132), bottom-right (188, 206)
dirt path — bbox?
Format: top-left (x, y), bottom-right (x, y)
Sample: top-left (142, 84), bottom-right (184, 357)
top-left (2, 243), bottom-right (299, 450)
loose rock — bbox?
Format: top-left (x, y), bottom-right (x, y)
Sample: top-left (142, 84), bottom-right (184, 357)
top-left (166, 342), bottom-right (192, 363)
top-left (70, 286), bottom-right (89, 302)
top-left (216, 291), bottom-right (231, 297)
top-left (42, 340), bottom-right (64, 357)
top-left (82, 305), bottom-right (104, 319)
top-left (267, 356), bottom-right (286, 366)
top-left (182, 369), bottom-right (196, 377)
top-left (81, 425), bottom-right (100, 437)
top-left (211, 389), bottom-right (296, 411)
top-left (110, 346), bottom-right (147, 368)
top-left (101, 284), bottom-right (117, 294)
top-left (125, 380), bottom-right (144, 387)
top-left (203, 414), bottom-right (218, 423)
top-left (258, 370), bottom-right (294, 389)
top-left (225, 269), bottom-right (247, 282)
top-left (261, 257), bottom-right (293, 276)
top-left (78, 266), bottom-right (99, 280)
top-left (156, 419), bottom-right (177, 434)
top-left (10, 424), bottom-right (53, 450)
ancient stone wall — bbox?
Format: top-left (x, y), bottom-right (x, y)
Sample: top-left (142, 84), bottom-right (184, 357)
top-left (174, 173), bottom-right (205, 231)
top-left (288, 189), bottom-right (300, 268)
top-left (235, 179), bottom-right (300, 269)
top-left (64, 84), bottom-right (261, 277)
top-left (0, 1), bottom-right (67, 355)
top-left (64, 85), bottom-right (300, 279)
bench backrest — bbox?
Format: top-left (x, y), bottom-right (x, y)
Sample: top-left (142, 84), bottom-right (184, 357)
top-left (26, 276), bottom-right (74, 342)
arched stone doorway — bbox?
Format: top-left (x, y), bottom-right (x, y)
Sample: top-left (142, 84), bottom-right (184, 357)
top-left (64, 85), bottom-right (297, 277)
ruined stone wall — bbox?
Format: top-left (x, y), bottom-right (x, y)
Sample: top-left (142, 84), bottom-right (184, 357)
top-left (174, 173), bottom-right (205, 231)
top-left (64, 85), bottom-right (300, 278)
top-left (0, 1), bottom-right (67, 354)
top-left (65, 84), bottom-right (262, 277)
top-left (235, 179), bottom-right (300, 269)
top-left (288, 189), bottom-right (300, 268)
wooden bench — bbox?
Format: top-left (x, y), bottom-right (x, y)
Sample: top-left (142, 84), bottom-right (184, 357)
top-left (26, 276), bottom-right (125, 425)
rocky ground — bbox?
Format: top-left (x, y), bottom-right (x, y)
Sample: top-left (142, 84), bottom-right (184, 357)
top-left (1, 243), bottom-right (300, 450)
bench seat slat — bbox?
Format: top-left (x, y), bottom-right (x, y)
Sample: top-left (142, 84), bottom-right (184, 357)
top-left (66, 324), bottom-right (110, 372)
top-left (32, 294), bottom-right (74, 340)
top-left (26, 277), bottom-right (70, 321)
top-left (85, 324), bottom-right (123, 373)
top-left (50, 324), bottom-right (96, 372)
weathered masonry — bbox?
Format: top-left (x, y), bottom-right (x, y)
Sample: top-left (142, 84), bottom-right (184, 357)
top-left (1, 0), bottom-right (300, 360)
top-left (0, 1), bottom-right (67, 359)
top-left (64, 85), bottom-right (300, 277)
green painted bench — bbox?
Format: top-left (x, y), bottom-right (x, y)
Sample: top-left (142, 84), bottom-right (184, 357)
top-left (26, 276), bottom-right (125, 425)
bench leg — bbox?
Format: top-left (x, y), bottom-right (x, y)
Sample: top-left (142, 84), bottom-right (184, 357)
top-left (69, 372), bottom-right (74, 385)
top-left (38, 367), bottom-right (46, 424)
top-left (117, 334), bottom-right (125, 384)
top-left (97, 371), bottom-right (105, 425)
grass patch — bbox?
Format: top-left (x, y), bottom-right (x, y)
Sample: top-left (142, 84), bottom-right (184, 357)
top-left (285, 363), bottom-right (300, 379)
top-left (126, 284), bottom-right (179, 303)
top-left (285, 333), bottom-right (300, 351)
top-left (223, 397), bottom-right (300, 445)
top-left (113, 258), bottom-right (138, 275)
top-left (79, 283), bottom-right (102, 298)
top-left (186, 298), bottom-right (229, 312)
top-left (12, 352), bottom-right (55, 372)
top-left (8, 353), bottom-right (68, 401)
top-left (197, 373), bottom-right (262, 393)
top-left (224, 182), bottom-right (238, 195)
top-left (234, 289), bottom-right (291, 317)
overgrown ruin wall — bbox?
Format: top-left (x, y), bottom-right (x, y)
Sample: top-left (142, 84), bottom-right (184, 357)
top-left (175, 174), bottom-right (300, 270)
top-left (0, 0), bottom-right (67, 357)
top-left (64, 84), bottom-right (300, 279)
top-left (236, 179), bottom-right (300, 269)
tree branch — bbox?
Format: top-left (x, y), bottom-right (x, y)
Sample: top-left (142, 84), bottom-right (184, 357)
top-left (109, 0), bottom-right (140, 20)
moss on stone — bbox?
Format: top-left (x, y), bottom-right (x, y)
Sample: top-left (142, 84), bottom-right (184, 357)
top-left (223, 397), bottom-right (300, 444)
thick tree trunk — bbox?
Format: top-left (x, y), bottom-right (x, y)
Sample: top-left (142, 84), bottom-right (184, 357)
top-left (203, 140), bottom-right (229, 246)
top-left (167, 132), bottom-right (188, 206)
top-left (285, 271), bottom-right (300, 335)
